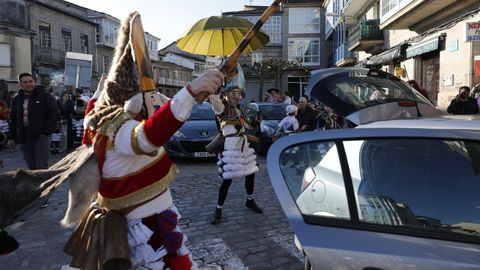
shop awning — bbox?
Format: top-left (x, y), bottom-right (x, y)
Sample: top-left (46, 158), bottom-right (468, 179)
top-left (406, 35), bottom-right (440, 58)
top-left (366, 44), bottom-right (408, 66)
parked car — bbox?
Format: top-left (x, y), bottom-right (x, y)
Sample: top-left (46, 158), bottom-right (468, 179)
top-left (164, 102), bottom-right (218, 159)
top-left (245, 102), bottom-right (287, 156)
top-left (305, 67), bottom-right (443, 128)
top-left (267, 117), bottom-right (480, 270)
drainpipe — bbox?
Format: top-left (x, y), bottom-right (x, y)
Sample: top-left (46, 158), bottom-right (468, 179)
top-left (27, 0), bottom-right (36, 77)
top-left (469, 35), bottom-right (474, 88)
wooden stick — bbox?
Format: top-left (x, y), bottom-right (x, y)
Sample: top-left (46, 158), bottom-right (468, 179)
top-left (195, 0), bottom-right (283, 104)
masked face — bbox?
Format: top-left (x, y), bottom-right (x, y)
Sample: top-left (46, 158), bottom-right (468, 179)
top-left (226, 89), bottom-right (241, 107)
top-left (144, 91), bottom-right (169, 117)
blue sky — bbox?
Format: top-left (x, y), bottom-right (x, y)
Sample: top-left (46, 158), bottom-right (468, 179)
top-left (66, 0), bottom-right (275, 49)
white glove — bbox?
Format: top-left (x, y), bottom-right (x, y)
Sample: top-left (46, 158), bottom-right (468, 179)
top-left (210, 95), bottom-right (225, 115)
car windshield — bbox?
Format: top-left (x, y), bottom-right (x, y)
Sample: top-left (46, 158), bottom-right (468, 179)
top-left (258, 104), bottom-right (287, 120)
top-left (188, 103), bottom-right (215, 120)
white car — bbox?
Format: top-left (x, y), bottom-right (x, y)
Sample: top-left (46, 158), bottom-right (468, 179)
top-left (268, 67), bottom-right (480, 270)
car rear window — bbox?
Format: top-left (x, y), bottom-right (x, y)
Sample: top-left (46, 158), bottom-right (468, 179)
top-left (325, 75), bottom-right (430, 111)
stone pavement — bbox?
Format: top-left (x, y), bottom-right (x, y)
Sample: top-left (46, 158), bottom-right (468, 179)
top-left (0, 148), bottom-right (303, 270)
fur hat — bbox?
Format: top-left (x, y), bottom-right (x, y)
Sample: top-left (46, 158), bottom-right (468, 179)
top-left (90, 11), bottom-right (143, 112)
top-left (85, 12), bottom-right (143, 128)
top-left (102, 12), bottom-right (140, 106)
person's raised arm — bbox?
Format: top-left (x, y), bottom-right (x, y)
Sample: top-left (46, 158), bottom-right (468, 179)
top-left (141, 70), bottom-right (223, 147)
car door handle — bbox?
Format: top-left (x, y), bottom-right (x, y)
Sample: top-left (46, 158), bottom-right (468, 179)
top-left (363, 267), bottom-right (385, 270)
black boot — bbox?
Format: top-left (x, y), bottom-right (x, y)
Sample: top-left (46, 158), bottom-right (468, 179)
top-left (0, 230), bottom-right (19, 255)
top-left (210, 208), bottom-right (222, 225)
top-left (245, 199), bottom-right (263, 214)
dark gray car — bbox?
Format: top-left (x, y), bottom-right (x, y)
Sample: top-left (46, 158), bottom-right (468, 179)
top-left (305, 67), bottom-right (442, 128)
top-left (245, 102), bottom-right (287, 156)
top-left (165, 102), bottom-right (218, 159)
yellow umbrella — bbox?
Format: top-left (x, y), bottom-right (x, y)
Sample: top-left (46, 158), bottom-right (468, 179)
top-left (176, 15), bottom-right (270, 56)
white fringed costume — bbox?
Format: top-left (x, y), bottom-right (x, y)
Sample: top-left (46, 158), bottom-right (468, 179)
top-left (212, 98), bottom-right (259, 180)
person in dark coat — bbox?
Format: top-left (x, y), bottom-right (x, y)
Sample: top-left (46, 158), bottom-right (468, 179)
top-left (7, 73), bottom-right (60, 169)
top-left (447, 86), bottom-right (479, 115)
top-left (296, 96), bottom-right (317, 131)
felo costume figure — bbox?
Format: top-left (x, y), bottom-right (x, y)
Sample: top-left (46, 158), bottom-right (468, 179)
top-left (61, 12), bottom-right (223, 270)
top-left (209, 64), bottom-right (262, 225)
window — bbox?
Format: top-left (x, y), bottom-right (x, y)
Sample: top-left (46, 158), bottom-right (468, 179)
top-left (205, 56), bottom-right (221, 70)
top-left (288, 7), bottom-right (320, 34)
top-left (380, 0), bottom-right (413, 21)
top-left (287, 76), bottom-right (309, 100)
top-left (80, 34), bottom-right (89, 54)
top-left (251, 53), bottom-right (263, 65)
top-left (280, 141), bottom-right (342, 216)
top-left (95, 25), bottom-right (102, 43)
top-left (102, 55), bottom-right (110, 75)
top-left (194, 62), bottom-right (204, 74)
top-left (347, 138), bottom-right (480, 238)
top-left (242, 15), bottom-right (282, 43)
top-left (381, 0), bottom-right (398, 16)
top-left (146, 38), bottom-right (158, 60)
top-left (288, 38), bottom-right (320, 65)
top-left (39, 22), bottom-right (51, 48)
top-left (102, 19), bottom-right (118, 45)
top-left (61, 28), bottom-right (72, 52)
top-left (280, 137), bottom-right (480, 242)
top-left (0, 43), bottom-right (11, 66)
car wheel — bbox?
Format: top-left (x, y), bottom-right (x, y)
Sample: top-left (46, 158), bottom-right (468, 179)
top-left (304, 255), bottom-right (312, 270)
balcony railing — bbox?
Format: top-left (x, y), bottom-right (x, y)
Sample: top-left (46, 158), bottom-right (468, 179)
top-left (33, 45), bottom-right (66, 66)
top-left (348, 19), bottom-right (384, 51)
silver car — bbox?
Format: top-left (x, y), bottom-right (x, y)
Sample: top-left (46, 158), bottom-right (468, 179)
top-left (164, 102), bottom-right (218, 159)
top-left (268, 118), bottom-right (480, 269)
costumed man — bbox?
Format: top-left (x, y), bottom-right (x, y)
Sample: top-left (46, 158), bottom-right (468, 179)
top-left (208, 63), bottom-right (263, 225)
top-left (61, 12), bottom-right (223, 270)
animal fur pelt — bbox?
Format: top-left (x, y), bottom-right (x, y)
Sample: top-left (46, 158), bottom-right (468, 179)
top-left (0, 168), bottom-right (63, 229)
top-left (0, 144), bottom-right (99, 230)
top-left (59, 147), bottom-right (100, 228)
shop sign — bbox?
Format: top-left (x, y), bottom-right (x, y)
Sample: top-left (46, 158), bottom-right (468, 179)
top-left (466, 22), bottom-right (480, 42)
top-left (406, 37), bottom-right (439, 58)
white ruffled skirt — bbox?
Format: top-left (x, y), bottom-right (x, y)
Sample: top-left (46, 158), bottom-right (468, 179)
top-left (126, 205), bottom-right (196, 270)
top-left (217, 135), bottom-right (258, 180)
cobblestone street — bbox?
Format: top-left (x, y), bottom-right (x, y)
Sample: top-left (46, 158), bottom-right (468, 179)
top-left (0, 149), bottom-right (303, 269)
